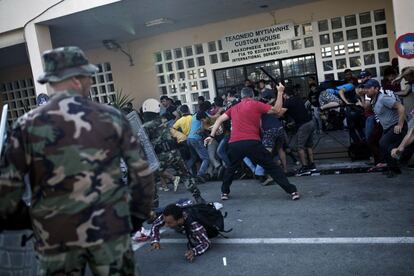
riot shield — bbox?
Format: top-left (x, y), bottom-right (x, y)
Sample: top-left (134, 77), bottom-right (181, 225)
top-left (126, 111), bottom-right (160, 172)
top-left (0, 104), bottom-right (9, 157)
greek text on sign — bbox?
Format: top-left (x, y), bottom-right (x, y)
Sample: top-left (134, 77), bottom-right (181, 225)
top-left (222, 23), bottom-right (294, 63)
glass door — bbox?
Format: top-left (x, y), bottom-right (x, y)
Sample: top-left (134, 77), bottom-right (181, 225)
top-left (281, 55), bottom-right (317, 99)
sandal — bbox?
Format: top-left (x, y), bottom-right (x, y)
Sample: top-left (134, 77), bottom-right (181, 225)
top-left (367, 163), bottom-right (387, 173)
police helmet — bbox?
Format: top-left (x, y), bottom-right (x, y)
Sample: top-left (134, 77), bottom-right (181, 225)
top-left (142, 98), bottom-right (161, 113)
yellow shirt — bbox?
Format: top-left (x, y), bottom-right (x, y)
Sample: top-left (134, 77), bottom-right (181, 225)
top-left (172, 115), bottom-right (192, 136)
top-left (170, 128), bottom-right (187, 143)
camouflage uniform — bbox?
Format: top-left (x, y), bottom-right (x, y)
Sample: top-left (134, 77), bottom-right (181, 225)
top-left (143, 117), bottom-right (202, 200)
top-left (0, 47), bottom-right (154, 275)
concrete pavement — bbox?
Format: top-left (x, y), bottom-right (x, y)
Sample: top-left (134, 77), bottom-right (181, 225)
top-left (134, 170), bottom-right (414, 276)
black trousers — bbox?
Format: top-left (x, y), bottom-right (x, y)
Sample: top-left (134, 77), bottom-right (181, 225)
top-left (379, 122), bottom-right (407, 169)
top-left (221, 140), bottom-right (297, 195)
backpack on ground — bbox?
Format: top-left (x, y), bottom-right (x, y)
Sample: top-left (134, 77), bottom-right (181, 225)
top-left (183, 203), bottom-right (232, 239)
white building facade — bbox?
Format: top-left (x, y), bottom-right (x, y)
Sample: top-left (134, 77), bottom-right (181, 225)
top-left (0, 0), bottom-right (413, 119)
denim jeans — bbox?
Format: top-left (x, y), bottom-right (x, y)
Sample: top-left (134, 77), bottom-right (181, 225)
top-left (312, 106), bottom-right (322, 132)
top-left (187, 138), bottom-right (210, 177)
top-left (207, 139), bottom-right (221, 169)
top-left (217, 134), bottom-right (231, 167)
top-left (243, 158), bottom-right (265, 176)
top-left (365, 115), bottom-right (376, 140)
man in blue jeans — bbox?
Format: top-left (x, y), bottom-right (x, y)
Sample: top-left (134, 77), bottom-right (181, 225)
top-left (187, 105), bottom-right (210, 183)
top-left (205, 84), bottom-right (299, 201)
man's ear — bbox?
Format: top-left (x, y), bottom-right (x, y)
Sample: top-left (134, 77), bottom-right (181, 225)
top-left (70, 77), bottom-right (82, 89)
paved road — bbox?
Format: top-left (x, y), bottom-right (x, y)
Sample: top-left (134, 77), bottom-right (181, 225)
top-left (134, 170), bottom-right (414, 276)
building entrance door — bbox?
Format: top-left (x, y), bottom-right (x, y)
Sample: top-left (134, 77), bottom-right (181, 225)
top-left (214, 54), bottom-right (317, 99)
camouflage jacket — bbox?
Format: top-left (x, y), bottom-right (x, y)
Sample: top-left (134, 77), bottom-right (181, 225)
top-left (0, 89), bottom-right (154, 255)
top-left (143, 117), bottom-right (177, 153)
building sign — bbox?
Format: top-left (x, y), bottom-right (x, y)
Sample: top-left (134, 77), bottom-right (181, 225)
top-left (395, 33), bottom-right (414, 59)
top-left (36, 93), bottom-right (49, 106)
top-left (222, 23), bottom-right (294, 63)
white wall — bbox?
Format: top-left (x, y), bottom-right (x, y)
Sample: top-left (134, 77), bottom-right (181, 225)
top-left (392, 0), bottom-right (414, 69)
top-left (85, 0), bottom-right (395, 108)
top-left (0, 0), bottom-right (120, 36)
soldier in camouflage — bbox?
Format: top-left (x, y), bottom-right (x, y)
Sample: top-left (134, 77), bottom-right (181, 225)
top-left (141, 99), bottom-right (206, 204)
top-left (0, 46), bottom-right (154, 275)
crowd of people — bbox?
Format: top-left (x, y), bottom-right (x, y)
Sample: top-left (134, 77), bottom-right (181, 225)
top-left (140, 66), bottom-right (414, 202)
top-left (137, 66), bottom-right (414, 261)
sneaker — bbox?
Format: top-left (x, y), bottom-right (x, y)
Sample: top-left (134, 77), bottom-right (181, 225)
top-left (132, 227), bottom-right (150, 242)
top-left (308, 163), bottom-right (317, 172)
top-left (291, 192), bottom-right (300, 200)
top-left (173, 176), bottom-right (181, 192)
top-left (296, 166), bottom-right (311, 176)
top-left (262, 176), bottom-right (274, 186)
top-left (221, 193), bottom-right (229, 200)
top-left (257, 175), bottom-right (266, 183)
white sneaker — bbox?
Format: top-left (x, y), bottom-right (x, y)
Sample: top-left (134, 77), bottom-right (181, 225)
top-left (291, 192), bottom-right (300, 200)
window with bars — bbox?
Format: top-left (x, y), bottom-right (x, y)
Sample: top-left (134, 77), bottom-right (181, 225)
top-left (1, 78), bottom-right (36, 124)
top-left (90, 62), bottom-right (116, 104)
top-left (291, 22), bottom-right (314, 51)
top-left (153, 41), bottom-right (229, 112)
top-left (319, 9), bottom-right (389, 81)
top-left (322, 47), bottom-right (332, 58)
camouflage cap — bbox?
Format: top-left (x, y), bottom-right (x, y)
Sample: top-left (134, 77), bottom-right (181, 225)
top-left (37, 46), bottom-right (98, 84)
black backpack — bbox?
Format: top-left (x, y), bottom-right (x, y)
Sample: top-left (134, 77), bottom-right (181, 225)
top-left (183, 203), bottom-right (232, 239)
top-left (348, 142), bottom-right (371, 161)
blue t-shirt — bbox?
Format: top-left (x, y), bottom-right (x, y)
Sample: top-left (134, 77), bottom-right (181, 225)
top-left (188, 114), bottom-right (202, 139)
top-left (326, 83), bottom-right (355, 96)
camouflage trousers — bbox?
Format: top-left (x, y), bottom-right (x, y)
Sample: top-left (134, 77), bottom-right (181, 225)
top-left (157, 150), bottom-right (201, 198)
top-left (37, 235), bottom-right (139, 276)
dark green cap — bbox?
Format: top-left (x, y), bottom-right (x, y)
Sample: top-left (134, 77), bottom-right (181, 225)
top-left (37, 46), bottom-right (98, 84)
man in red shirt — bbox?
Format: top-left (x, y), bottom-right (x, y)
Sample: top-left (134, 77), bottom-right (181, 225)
top-left (205, 84), bottom-right (300, 201)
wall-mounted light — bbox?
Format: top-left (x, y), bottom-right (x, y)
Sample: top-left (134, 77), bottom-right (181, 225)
top-left (145, 18), bottom-right (173, 27)
top-left (103, 39), bottom-right (134, 66)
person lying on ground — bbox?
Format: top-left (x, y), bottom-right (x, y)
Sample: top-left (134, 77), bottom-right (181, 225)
top-left (149, 204), bottom-right (211, 262)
